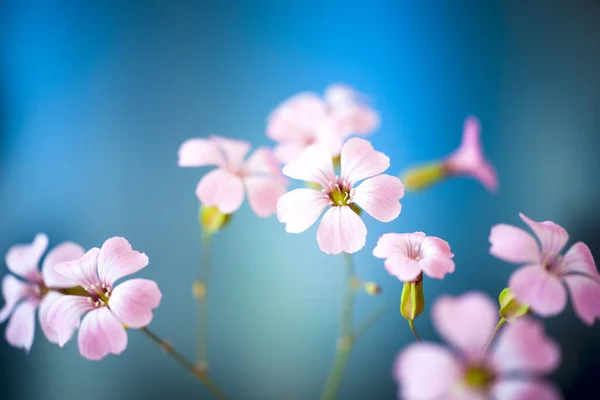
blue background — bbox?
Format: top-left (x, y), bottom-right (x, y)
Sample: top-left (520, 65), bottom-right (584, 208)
top-left (1, 1), bottom-right (599, 399)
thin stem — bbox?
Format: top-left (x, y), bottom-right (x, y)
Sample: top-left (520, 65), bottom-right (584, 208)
top-left (341, 252), bottom-right (355, 336)
top-left (140, 327), bottom-right (229, 400)
top-left (485, 318), bottom-right (506, 352)
top-left (408, 320), bottom-right (421, 342)
top-left (197, 232), bottom-right (212, 366)
top-left (355, 305), bottom-right (387, 341)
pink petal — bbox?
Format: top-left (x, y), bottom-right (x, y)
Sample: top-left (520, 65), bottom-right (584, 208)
top-left (5, 300), bottom-right (38, 353)
top-left (563, 242), bottom-right (599, 278)
top-left (336, 106), bottom-right (380, 136)
top-left (340, 138), bottom-right (390, 184)
top-left (0, 275), bottom-right (28, 322)
top-left (384, 254), bottom-right (422, 282)
top-left (245, 176), bottom-right (286, 218)
top-left (564, 275), bottom-right (600, 325)
top-left (420, 237), bottom-right (455, 280)
top-left (277, 189), bottom-right (329, 233)
top-left (489, 224), bottom-right (541, 264)
top-left (352, 174), bottom-right (404, 222)
top-left (244, 147), bottom-right (286, 183)
top-left (491, 380), bottom-right (562, 400)
top-left (42, 242), bottom-right (86, 288)
top-left (314, 119), bottom-right (347, 156)
top-left (78, 308), bottom-right (128, 360)
top-left (195, 168), bottom-right (246, 214)
top-left (266, 92), bottom-right (327, 142)
top-left (394, 342), bottom-right (461, 400)
top-left (432, 292), bottom-right (497, 359)
top-left (38, 291), bottom-right (63, 344)
top-left (97, 237), bottom-right (149, 287)
top-left (519, 213), bottom-right (568, 261)
top-left (470, 159), bottom-right (498, 192)
top-left (177, 138), bottom-right (224, 167)
top-left (47, 295), bottom-right (94, 346)
top-left (373, 233), bottom-right (409, 259)
top-left (54, 247), bottom-right (101, 287)
top-left (281, 145), bottom-right (335, 187)
top-left (491, 318), bottom-right (560, 374)
top-left (509, 265), bottom-right (567, 317)
top-left (109, 279), bottom-right (162, 328)
top-left (5, 233), bottom-right (47, 282)
top-left (324, 84), bottom-right (363, 108)
top-left (210, 136), bottom-right (251, 171)
top-left (274, 143), bottom-right (309, 165)
top-left (316, 206), bottom-right (367, 255)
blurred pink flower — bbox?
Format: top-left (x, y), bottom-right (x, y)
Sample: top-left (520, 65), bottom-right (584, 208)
top-left (395, 292), bottom-right (561, 400)
top-left (267, 84), bottom-right (380, 164)
top-left (277, 138), bottom-right (404, 255)
top-left (373, 232), bottom-right (455, 281)
top-left (489, 213), bottom-right (600, 325)
top-left (0, 233), bottom-right (85, 352)
top-left (178, 135), bottom-right (287, 217)
top-left (47, 237), bottom-right (161, 361)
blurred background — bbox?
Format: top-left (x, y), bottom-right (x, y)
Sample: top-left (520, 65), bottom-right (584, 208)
top-left (1, 1), bottom-right (599, 399)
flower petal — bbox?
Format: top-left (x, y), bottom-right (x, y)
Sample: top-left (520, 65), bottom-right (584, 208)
top-left (509, 265), bottom-right (567, 317)
top-left (419, 236), bottom-right (455, 279)
top-left (211, 136), bottom-right (251, 171)
top-left (563, 242), bottom-right (599, 278)
top-left (519, 213), bottom-right (568, 261)
top-left (340, 138), bottom-right (389, 184)
top-left (42, 242), bottom-right (86, 288)
top-left (5, 300), bottom-right (38, 353)
top-left (489, 224), bottom-right (540, 264)
top-left (384, 254), bottom-right (422, 282)
top-left (373, 233), bottom-right (407, 259)
top-left (491, 380), bottom-right (562, 400)
top-left (470, 159), bottom-right (498, 192)
top-left (245, 177), bottom-right (286, 218)
top-left (491, 318), bottom-right (560, 374)
top-left (282, 145), bottom-right (335, 187)
top-left (78, 308), bottom-right (128, 360)
top-left (177, 138), bottom-right (224, 167)
top-left (564, 274), bottom-right (600, 326)
top-left (274, 143), bottom-right (309, 165)
top-left (394, 342), bottom-right (461, 400)
top-left (5, 233), bottom-right (47, 282)
top-left (316, 206), bottom-right (367, 255)
top-left (47, 295), bottom-right (94, 347)
top-left (244, 147), bottom-right (286, 182)
top-left (0, 275), bottom-right (28, 322)
top-left (352, 174), bottom-right (404, 222)
top-left (266, 92), bottom-right (327, 142)
top-left (195, 168), bottom-right (246, 214)
top-left (54, 248), bottom-right (101, 287)
top-left (277, 188), bottom-right (329, 233)
top-left (432, 292), bottom-right (497, 359)
top-left (97, 237), bottom-right (149, 287)
top-left (109, 279), bottom-right (162, 328)
top-left (38, 291), bottom-right (63, 344)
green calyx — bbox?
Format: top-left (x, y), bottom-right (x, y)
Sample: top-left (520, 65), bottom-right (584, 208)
top-left (199, 204), bottom-right (232, 235)
top-left (498, 288), bottom-right (530, 323)
top-left (401, 162), bottom-right (446, 192)
top-left (400, 276), bottom-right (424, 321)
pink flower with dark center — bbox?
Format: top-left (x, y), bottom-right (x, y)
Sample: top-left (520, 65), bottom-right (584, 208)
top-left (277, 138), bottom-right (404, 255)
top-left (178, 135), bottom-right (287, 217)
top-left (0, 233), bottom-right (85, 352)
top-left (489, 213), bottom-right (600, 325)
top-left (373, 232), bottom-right (455, 281)
top-left (47, 237), bottom-right (161, 360)
top-left (267, 84), bottom-right (380, 164)
top-left (395, 292), bottom-right (562, 400)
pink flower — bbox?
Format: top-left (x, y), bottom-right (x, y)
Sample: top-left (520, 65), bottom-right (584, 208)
top-left (178, 135), bottom-right (287, 217)
top-left (443, 116), bottom-right (497, 192)
top-left (47, 237), bottom-right (162, 360)
top-left (267, 84), bottom-right (380, 164)
top-left (0, 233), bottom-right (85, 352)
top-left (277, 138), bottom-right (404, 255)
top-left (373, 232), bottom-right (455, 281)
top-left (489, 213), bottom-right (600, 325)
top-left (395, 292), bottom-right (562, 400)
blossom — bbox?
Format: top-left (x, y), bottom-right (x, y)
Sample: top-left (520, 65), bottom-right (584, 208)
top-left (395, 292), bottom-right (562, 400)
top-left (47, 237), bottom-right (161, 360)
top-left (489, 212), bottom-right (600, 325)
top-left (178, 135), bottom-right (287, 217)
top-left (373, 232), bottom-right (455, 282)
top-left (277, 138), bottom-right (404, 255)
top-left (0, 233), bottom-right (85, 352)
top-left (267, 84), bottom-right (380, 164)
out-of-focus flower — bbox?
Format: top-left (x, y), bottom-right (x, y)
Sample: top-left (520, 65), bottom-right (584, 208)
top-left (489, 212), bottom-right (600, 325)
top-left (178, 135), bottom-right (287, 218)
top-left (267, 84), bottom-right (380, 164)
top-left (395, 292), bottom-right (562, 400)
top-left (277, 138), bottom-right (404, 255)
top-left (0, 233), bottom-right (85, 352)
top-left (48, 237), bottom-right (162, 360)
top-left (401, 116), bottom-right (497, 193)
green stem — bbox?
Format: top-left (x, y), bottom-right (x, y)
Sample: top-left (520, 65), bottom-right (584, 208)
top-left (140, 327), bottom-right (229, 400)
top-left (485, 318), bottom-right (506, 352)
top-left (197, 232), bottom-right (212, 366)
top-left (408, 320), bottom-right (421, 342)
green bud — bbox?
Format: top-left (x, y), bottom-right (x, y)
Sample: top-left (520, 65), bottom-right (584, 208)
top-left (363, 282), bottom-right (382, 296)
top-left (400, 277), bottom-right (425, 321)
top-left (401, 162), bottom-right (446, 192)
top-left (199, 204), bottom-right (231, 235)
top-left (498, 287), bottom-right (529, 323)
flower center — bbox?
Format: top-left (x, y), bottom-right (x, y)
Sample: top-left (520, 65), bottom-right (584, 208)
top-left (464, 365), bottom-right (495, 391)
top-left (84, 282), bottom-right (112, 308)
top-left (543, 255), bottom-right (565, 275)
top-left (322, 177), bottom-right (354, 207)
top-left (330, 186), bottom-right (351, 206)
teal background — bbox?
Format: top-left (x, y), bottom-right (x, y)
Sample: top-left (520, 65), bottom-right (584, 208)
top-left (1, 1), bottom-right (599, 399)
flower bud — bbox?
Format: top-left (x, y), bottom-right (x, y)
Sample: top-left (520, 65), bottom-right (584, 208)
top-left (193, 280), bottom-right (206, 301)
top-left (363, 282), bottom-right (382, 296)
top-left (498, 287), bottom-right (529, 323)
top-left (401, 162), bottom-right (446, 192)
top-left (199, 204), bottom-right (231, 235)
top-left (400, 277), bottom-right (424, 321)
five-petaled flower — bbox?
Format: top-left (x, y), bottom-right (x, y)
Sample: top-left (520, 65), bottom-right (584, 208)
top-left (178, 135), bottom-right (287, 217)
top-left (267, 84), bottom-right (380, 164)
top-left (47, 237), bottom-right (162, 360)
top-left (0, 233), bottom-right (85, 352)
top-left (489, 212), bottom-right (600, 325)
top-left (395, 292), bottom-right (562, 400)
top-left (277, 138), bottom-right (404, 255)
